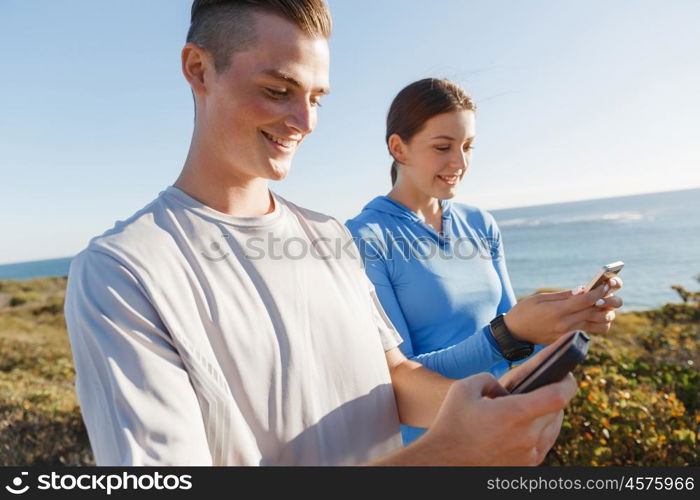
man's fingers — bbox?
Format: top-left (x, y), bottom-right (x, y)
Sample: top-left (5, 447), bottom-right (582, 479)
top-left (510, 373), bottom-right (577, 420)
top-left (460, 372), bottom-right (509, 400)
top-left (534, 410), bottom-right (565, 464)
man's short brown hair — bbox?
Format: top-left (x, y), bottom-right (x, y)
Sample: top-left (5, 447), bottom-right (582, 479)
top-left (187, 0), bottom-right (332, 73)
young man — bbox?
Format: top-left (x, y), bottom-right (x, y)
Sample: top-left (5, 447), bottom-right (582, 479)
top-left (64, 0), bottom-right (614, 466)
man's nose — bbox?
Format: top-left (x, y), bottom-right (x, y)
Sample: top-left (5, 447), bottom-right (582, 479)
top-left (286, 100), bottom-right (315, 135)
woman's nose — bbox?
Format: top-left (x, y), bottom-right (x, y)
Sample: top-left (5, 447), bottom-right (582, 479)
top-left (452, 151), bottom-right (469, 170)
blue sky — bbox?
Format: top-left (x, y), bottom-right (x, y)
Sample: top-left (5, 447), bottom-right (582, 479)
top-left (1, 0), bottom-right (699, 264)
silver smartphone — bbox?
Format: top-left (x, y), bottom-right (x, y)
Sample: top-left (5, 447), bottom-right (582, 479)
top-left (584, 261), bottom-right (624, 293)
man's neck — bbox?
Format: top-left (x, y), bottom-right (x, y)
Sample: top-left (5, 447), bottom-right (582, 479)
top-left (174, 144), bottom-right (275, 218)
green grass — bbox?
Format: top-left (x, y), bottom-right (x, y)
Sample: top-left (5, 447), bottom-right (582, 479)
top-left (0, 277), bottom-right (94, 465)
top-left (0, 276), bottom-right (698, 465)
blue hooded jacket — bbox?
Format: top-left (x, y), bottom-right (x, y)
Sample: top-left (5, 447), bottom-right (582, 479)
top-left (346, 196), bottom-right (522, 443)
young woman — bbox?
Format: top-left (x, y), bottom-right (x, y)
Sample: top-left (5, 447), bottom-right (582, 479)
top-left (346, 78), bottom-right (623, 444)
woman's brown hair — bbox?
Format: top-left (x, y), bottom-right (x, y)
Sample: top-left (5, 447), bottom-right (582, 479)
top-left (386, 78), bottom-right (476, 185)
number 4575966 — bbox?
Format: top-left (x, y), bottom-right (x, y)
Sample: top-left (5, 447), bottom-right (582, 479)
top-left (625, 477), bottom-right (694, 491)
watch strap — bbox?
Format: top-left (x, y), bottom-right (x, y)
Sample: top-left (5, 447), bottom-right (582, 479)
top-left (489, 314), bottom-right (534, 362)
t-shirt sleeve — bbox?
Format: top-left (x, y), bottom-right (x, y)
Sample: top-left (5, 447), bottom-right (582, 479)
top-left (366, 274), bottom-right (404, 352)
top-left (64, 248), bottom-right (213, 465)
top-left (342, 222), bottom-right (403, 352)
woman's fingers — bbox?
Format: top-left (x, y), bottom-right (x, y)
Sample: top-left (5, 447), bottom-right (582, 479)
top-left (537, 289), bottom-right (582, 302)
top-left (608, 277), bottom-right (623, 290)
top-left (582, 321), bottom-right (613, 334)
top-left (554, 285), bottom-right (610, 316)
top-left (539, 277), bottom-right (622, 302)
top-left (530, 280), bottom-right (622, 340)
top-left (581, 285), bottom-right (611, 310)
top-left (589, 309), bottom-right (615, 323)
top-left (596, 294), bottom-right (623, 309)
top-left (604, 277), bottom-right (623, 298)
top-left (562, 307), bottom-right (614, 333)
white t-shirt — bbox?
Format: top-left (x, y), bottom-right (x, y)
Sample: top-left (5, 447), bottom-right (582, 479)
top-left (64, 186), bottom-right (404, 466)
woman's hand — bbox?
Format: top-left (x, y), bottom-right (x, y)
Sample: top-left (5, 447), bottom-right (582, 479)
top-left (503, 278), bottom-right (623, 345)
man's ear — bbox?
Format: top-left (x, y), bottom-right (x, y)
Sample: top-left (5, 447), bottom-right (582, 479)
top-left (181, 43), bottom-right (212, 97)
top-left (388, 134), bottom-right (408, 165)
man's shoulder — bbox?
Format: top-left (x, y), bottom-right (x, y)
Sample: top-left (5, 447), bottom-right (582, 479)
top-left (78, 190), bottom-right (178, 270)
top-left (276, 195), bottom-right (350, 238)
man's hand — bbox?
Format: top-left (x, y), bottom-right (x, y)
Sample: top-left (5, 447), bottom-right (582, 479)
top-left (369, 336), bottom-right (578, 466)
top-left (504, 278), bottom-right (623, 345)
top-left (414, 373), bottom-right (574, 465)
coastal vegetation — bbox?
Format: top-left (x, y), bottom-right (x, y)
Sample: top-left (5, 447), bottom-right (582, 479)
top-left (0, 276), bottom-right (697, 465)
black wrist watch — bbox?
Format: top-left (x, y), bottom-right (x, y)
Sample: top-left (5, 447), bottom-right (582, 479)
top-left (489, 314), bottom-right (534, 362)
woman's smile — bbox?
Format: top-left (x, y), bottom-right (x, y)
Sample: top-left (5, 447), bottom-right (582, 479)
top-left (436, 174), bottom-right (460, 186)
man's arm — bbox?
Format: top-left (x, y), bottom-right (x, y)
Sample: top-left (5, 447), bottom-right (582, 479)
top-left (384, 347), bottom-right (454, 428)
top-left (370, 336), bottom-right (577, 465)
top-left (64, 249), bottom-right (213, 465)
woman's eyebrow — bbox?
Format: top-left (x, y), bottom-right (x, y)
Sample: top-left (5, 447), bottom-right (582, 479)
top-left (430, 135), bottom-right (475, 141)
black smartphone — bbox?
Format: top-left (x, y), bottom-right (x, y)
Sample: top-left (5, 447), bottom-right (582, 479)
top-left (509, 331), bottom-right (590, 395)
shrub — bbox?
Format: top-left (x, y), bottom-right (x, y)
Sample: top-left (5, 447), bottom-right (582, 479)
top-left (546, 279), bottom-right (700, 466)
top-left (1, 277), bottom-right (699, 465)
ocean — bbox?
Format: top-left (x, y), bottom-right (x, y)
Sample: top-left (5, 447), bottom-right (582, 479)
top-left (0, 257), bottom-right (72, 281)
top-left (491, 187), bottom-right (700, 310)
top-left (1, 188), bottom-right (699, 311)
